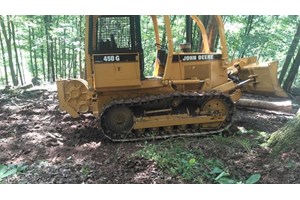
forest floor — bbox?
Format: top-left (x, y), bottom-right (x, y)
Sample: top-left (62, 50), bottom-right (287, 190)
top-left (0, 85), bottom-right (300, 184)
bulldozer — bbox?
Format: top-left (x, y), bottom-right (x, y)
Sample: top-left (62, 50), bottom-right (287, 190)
top-left (56, 15), bottom-right (287, 142)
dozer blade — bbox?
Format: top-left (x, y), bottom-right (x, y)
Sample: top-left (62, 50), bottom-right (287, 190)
top-left (236, 57), bottom-right (288, 97)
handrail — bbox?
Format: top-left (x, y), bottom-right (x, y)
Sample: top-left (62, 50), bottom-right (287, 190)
top-left (214, 16), bottom-right (229, 67)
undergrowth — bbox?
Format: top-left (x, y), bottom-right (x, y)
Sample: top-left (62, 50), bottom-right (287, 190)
top-left (134, 137), bottom-right (261, 184)
top-left (0, 163), bottom-right (27, 182)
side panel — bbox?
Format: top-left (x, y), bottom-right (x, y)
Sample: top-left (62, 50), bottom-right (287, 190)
top-left (167, 53), bottom-right (227, 91)
top-left (93, 53), bottom-right (141, 89)
top-left (181, 60), bottom-right (227, 91)
top-left (210, 60), bottom-right (228, 88)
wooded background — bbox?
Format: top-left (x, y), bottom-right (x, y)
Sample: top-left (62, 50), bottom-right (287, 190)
top-left (0, 15), bottom-right (299, 93)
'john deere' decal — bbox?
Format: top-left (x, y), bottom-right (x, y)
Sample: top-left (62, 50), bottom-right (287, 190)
top-left (172, 54), bottom-right (222, 62)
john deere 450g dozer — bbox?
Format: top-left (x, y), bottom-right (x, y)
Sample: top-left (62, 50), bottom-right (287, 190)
top-left (57, 15), bottom-right (287, 142)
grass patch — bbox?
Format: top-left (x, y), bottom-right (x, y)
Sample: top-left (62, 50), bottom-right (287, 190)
top-left (134, 137), bottom-right (260, 184)
top-left (213, 127), bottom-right (271, 152)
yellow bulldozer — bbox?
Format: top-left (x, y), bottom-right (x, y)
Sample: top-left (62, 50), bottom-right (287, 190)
top-left (56, 15), bottom-right (287, 142)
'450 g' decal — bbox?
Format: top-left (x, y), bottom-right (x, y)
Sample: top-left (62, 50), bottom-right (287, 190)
top-left (94, 54), bottom-right (137, 63)
top-left (103, 55), bottom-right (120, 62)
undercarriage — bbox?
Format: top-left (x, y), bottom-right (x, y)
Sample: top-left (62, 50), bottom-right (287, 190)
top-left (100, 91), bottom-right (234, 142)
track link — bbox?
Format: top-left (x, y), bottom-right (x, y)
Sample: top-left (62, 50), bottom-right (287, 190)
top-left (100, 91), bottom-right (235, 142)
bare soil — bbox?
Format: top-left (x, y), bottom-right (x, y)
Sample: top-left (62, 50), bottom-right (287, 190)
top-left (0, 86), bottom-right (299, 184)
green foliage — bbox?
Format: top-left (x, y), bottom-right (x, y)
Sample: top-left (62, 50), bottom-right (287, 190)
top-left (0, 15), bottom-right (85, 85)
top-left (245, 173), bottom-right (261, 184)
top-left (1, 15), bottom-right (299, 85)
top-left (135, 138), bottom-right (262, 184)
top-left (80, 165), bottom-right (90, 179)
top-left (286, 159), bottom-right (299, 170)
top-left (224, 15), bottom-right (300, 88)
top-left (217, 127), bottom-right (273, 153)
top-left (135, 139), bottom-right (230, 183)
top-left (211, 167), bottom-right (261, 184)
top-left (140, 15), bottom-right (186, 76)
top-left (224, 15), bottom-right (299, 64)
top-left (256, 131), bottom-right (271, 147)
top-left (0, 163), bottom-right (27, 181)
top-left (211, 134), bottom-right (254, 154)
top-left (141, 16), bottom-right (156, 76)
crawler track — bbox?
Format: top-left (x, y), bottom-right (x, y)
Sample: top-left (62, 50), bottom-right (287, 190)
top-left (100, 91), bottom-right (235, 142)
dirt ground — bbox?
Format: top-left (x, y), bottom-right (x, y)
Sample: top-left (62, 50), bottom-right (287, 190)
top-left (0, 86), bottom-right (299, 184)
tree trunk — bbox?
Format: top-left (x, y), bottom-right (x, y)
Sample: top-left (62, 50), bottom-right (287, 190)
top-left (0, 68), bottom-right (3, 85)
top-left (197, 15), bottom-right (210, 51)
top-left (51, 38), bottom-right (55, 82)
top-left (0, 16), bottom-right (18, 86)
top-left (58, 39), bottom-right (61, 78)
top-left (244, 15), bottom-right (255, 36)
top-left (282, 48), bottom-right (300, 92)
top-left (0, 30), bottom-right (8, 85)
top-left (41, 45), bottom-right (46, 82)
top-left (54, 17), bottom-right (60, 80)
top-left (160, 16), bottom-right (176, 46)
top-left (72, 47), bottom-right (77, 78)
top-left (11, 19), bottom-right (23, 85)
top-left (28, 27), bottom-right (34, 76)
top-left (192, 20), bottom-right (198, 52)
top-left (54, 38), bottom-right (58, 80)
top-left (31, 28), bottom-right (38, 78)
top-left (185, 15), bottom-right (192, 45)
top-left (67, 47), bottom-right (71, 79)
top-left (62, 15), bottom-right (67, 78)
top-left (33, 48), bottom-right (38, 78)
top-left (237, 98), bottom-right (292, 113)
top-left (278, 21), bottom-right (300, 84)
top-left (44, 15), bottom-right (51, 82)
top-left (267, 109), bottom-right (300, 156)
top-left (239, 15), bottom-right (255, 58)
top-left (78, 15), bottom-right (84, 78)
top-left (18, 40), bottom-right (26, 85)
top-left (206, 16), bottom-right (218, 52)
top-left (193, 15), bottom-right (218, 52)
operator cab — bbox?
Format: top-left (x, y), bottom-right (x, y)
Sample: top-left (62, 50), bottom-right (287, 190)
top-left (88, 15), bottom-right (145, 80)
